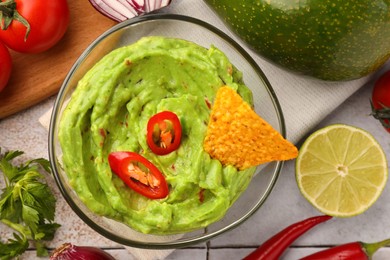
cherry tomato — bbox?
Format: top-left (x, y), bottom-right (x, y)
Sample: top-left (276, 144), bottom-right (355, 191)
top-left (371, 70), bottom-right (390, 133)
top-left (0, 0), bottom-right (70, 53)
top-left (108, 151), bottom-right (169, 199)
top-left (0, 41), bottom-right (12, 92)
top-left (146, 111), bottom-right (182, 155)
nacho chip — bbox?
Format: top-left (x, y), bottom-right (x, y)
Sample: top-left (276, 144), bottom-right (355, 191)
top-left (203, 86), bottom-right (298, 170)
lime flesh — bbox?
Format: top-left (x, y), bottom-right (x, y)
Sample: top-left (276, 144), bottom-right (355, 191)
top-left (296, 124), bottom-right (388, 217)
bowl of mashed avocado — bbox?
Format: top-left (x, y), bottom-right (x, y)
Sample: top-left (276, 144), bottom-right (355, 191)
top-left (49, 13), bottom-right (286, 248)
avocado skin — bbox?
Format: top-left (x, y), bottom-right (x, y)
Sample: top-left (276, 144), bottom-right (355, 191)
top-left (205, 0), bottom-right (390, 81)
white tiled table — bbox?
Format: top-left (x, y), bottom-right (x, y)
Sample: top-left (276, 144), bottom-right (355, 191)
top-left (1, 0), bottom-right (390, 258)
top-left (1, 70), bottom-right (390, 259)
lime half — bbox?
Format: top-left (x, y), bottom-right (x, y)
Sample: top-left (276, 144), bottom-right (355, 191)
top-left (296, 124), bottom-right (388, 217)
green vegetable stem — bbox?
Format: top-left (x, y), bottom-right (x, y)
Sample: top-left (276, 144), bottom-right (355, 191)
top-left (0, 0), bottom-right (31, 40)
top-left (0, 148), bottom-right (60, 259)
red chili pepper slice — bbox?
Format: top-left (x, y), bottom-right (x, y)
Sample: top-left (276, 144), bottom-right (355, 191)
top-left (146, 111), bottom-right (182, 155)
top-left (108, 151), bottom-right (169, 199)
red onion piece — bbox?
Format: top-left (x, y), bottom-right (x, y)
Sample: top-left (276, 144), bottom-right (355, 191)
top-left (50, 243), bottom-right (116, 260)
top-left (89, 0), bottom-right (172, 22)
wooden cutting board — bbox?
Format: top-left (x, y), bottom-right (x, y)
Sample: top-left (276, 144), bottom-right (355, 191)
top-left (0, 1), bottom-right (117, 119)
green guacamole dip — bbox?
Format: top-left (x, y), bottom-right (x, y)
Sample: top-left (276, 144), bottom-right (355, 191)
top-left (58, 36), bottom-right (256, 234)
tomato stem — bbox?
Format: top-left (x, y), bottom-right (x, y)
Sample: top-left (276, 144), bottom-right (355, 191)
top-left (370, 100), bottom-right (390, 128)
top-left (0, 0), bottom-right (30, 41)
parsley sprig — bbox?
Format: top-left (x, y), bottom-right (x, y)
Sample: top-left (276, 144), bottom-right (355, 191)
top-left (0, 148), bottom-right (60, 259)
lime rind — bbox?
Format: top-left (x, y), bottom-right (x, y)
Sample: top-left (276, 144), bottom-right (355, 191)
top-left (296, 124), bottom-right (388, 217)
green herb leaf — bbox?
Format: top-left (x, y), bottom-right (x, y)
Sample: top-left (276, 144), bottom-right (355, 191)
top-left (35, 240), bottom-right (49, 257)
top-left (0, 233), bottom-right (28, 260)
top-left (0, 148), bottom-right (60, 259)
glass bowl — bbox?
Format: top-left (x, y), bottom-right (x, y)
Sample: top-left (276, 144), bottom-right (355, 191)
top-left (49, 13), bottom-right (285, 249)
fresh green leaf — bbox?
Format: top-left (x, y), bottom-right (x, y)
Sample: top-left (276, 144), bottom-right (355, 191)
top-left (0, 150), bottom-right (21, 184)
top-left (28, 158), bottom-right (52, 174)
top-left (0, 188), bottom-right (23, 223)
top-left (0, 148), bottom-right (60, 259)
top-left (0, 233), bottom-right (28, 260)
top-left (21, 204), bottom-right (40, 234)
top-left (37, 222), bottom-right (61, 241)
top-left (23, 180), bottom-right (56, 221)
top-left (35, 240), bottom-right (49, 257)
top-left (4, 150), bottom-right (24, 161)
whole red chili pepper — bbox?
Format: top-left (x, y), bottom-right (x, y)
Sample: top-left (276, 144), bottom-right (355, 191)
top-left (300, 238), bottom-right (390, 260)
top-left (243, 215), bottom-right (332, 260)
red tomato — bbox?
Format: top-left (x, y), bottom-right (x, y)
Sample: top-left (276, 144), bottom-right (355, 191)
top-left (146, 111), bottom-right (182, 155)
top-left (0, 0), bottom-right (70, 53)
top-left (0, 41), bottom-right (12, 92)
top-left (371, 70), bottom-right (390, 133)
top-left (108, 151), bottom-right (169, 199)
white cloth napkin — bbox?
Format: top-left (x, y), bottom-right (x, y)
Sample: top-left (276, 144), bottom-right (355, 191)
top-left (39, 0), bottom-right (388, 259)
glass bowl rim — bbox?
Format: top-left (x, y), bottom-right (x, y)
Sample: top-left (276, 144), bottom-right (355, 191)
top-left (48, 13), bottom-right (286, 249)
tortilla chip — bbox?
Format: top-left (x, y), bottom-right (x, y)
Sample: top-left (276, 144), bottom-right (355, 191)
top-left (203, 86), bottom-right (298, 170)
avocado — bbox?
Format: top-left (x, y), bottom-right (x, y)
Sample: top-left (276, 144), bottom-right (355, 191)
top-left (204, 0), bottom-right (390, 81)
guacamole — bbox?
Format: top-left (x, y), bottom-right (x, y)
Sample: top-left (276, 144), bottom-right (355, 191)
top-left (58, 36), bottom-right (256, 234)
